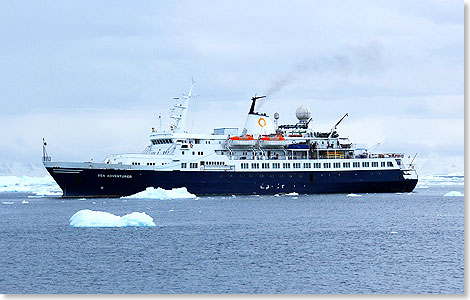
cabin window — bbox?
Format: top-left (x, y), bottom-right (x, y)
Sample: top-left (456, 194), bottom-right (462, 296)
top-left (381, 162), bottom-right (386, 167)
top-left (192, 151), bottom-right (195, 155)
top-left (283, 163), bottom-right (291, 168)
top-left (353, 162), bottom-right (360, 168)
top-left (194, 139), bottom-right (200, 144)
top-left (343, 162), bottom-right (350, 168)
top-left (387, 161), bottom-right (394, 167)
top-left (362, 162), bottom-right (369, 167)
top-left (323, 163), bottom-right (331, 168)
top-left (182, 151), bottom-right (185, 155)
top-left (262, 163), bottom-right (269, 169)
top-left (334, 162), bottom-right (341, 168)
top-left (251, 163), bottom-right (259, 169)
top-left (293, 163), bottom-right (301, 169)
top-left (273, 163), bottom-right (280, 169)
top-left (190, 163), bottom-right (198, 168)
top-left (303, 163), bottom-right (311, 168)
top-left (314, 163), bottom-right (321, 168)
top-left (181, 163), bottom-right (187, 168)
top-left (241, 163), bottom-right (249, 169)
top-left (372, 162), bottom-right (378, 167)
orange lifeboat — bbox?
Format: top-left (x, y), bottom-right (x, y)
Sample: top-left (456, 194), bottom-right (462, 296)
top-left (259, 135), bottom-right (286, 147)
top-left (228, 135), bottom-right (256, 147)
top-left (260, 134), bottom-right (285, 141)
top-left (230, 135), bottom-right (255, 141)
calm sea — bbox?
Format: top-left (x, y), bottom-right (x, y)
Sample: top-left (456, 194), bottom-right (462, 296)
top-left (0, 185), bottom-right (464, 294)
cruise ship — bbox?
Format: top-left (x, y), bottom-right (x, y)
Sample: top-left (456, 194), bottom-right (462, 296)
top-left (43, 82), bottom-right (418, 197)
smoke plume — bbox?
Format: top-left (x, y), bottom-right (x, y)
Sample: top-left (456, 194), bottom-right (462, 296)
top-left (258, 42), bottom-right (383, 109)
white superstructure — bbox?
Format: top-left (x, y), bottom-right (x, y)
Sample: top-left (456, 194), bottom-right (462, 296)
top-left (95, 83), bottom-right (417, 182)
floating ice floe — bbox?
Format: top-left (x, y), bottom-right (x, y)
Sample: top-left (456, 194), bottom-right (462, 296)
top-left (123, 187), bottom-right (196, 199)
top-left (443, 191), bottom-right (464, 197)
top-left (21, 200), bottom-right (29, 204)
top-left (69, 209), bottom-right (156, 227)
top-left (419, 174), bottom-right (464, 186)
top-left (347, 193), bottom-right (362, 197)
top-left (285, 192), bottom-right (299, 196)
top-left (0, 175), bottom-right (62, 196)
top-left (2, 201), bottom-right (14, 205)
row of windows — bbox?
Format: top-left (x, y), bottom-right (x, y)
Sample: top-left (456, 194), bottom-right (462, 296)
top-left (151, 139), bottom-right (172, 145)
top-left (181, 151), bottom-right (204, 156)
top-left (204, 161), bottom-right (224, 166)
top-left (180, 161), bottom-right (394, 170)
top-left (246, 161), bottom-right (394, 169)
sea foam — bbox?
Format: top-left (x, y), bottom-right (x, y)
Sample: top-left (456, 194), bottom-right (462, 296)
top-left (123, 187), bottom-right (196, 199)
top-left (69, 209), bottom-right (156, 227)
top-left (347, 193), bottom-right (362, 197)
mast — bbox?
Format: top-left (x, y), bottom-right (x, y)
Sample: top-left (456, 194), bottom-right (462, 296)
top-left (170, 79), bottom-right (195, 133)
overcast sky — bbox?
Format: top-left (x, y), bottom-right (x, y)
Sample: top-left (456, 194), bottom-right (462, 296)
top-left (0, 1), bottom-right (463, 174)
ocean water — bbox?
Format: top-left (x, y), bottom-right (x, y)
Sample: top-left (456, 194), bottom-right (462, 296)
top-left (0, 179), bottom-right (464, 294)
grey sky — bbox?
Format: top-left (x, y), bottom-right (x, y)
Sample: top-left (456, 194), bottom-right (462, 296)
top-left (0, 1), bottom-right (463, 174)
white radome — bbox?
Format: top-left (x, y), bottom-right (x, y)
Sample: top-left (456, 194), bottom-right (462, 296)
top-left (296, 105), bottom-right (311, 121)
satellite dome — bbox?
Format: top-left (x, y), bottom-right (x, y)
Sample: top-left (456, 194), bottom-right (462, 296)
top-left (296, 105), bottom-right (311, 121)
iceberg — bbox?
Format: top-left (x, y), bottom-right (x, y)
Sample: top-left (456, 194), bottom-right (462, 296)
top-left (69, 209), bottom-right (156, 227)
top-left (443, 191), bottom-right (464, 197)
top-left (419, 174), bottom-right (464, 186)
top-left (0, 175), bottom-right (62, 196)
top-left (123, 187), bottom-right (196, 199)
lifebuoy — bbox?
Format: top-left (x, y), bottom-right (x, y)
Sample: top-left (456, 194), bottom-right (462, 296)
top-left (258, 118), bottom-right (266, 127)
top-left (190, 143), bottom-right (193, 148)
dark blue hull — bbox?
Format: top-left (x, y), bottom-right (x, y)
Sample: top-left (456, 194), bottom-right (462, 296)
top-left (46, 167), bottom-right (418, 198)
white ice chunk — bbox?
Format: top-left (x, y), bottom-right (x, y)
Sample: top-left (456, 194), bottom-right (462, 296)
top-left (123, 187), bottom-right (196, 199)
top-left (285, 192), bottom-right (299, 196)
top-left (21, 200), bottom-right (29, 204)
top-left (69, 209), bottom-right (156, 227)
top-left (443, 191), bottom-right (464, 197)
top-left (347, 193), bottom-right (362, 197)
top-left (0, 175), bottom-right (62, 196)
